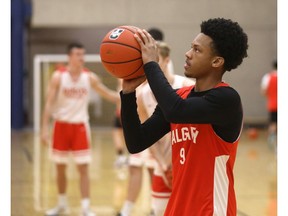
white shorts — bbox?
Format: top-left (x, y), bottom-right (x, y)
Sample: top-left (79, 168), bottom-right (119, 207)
top-left (128, 149), bottom-right (156, 168)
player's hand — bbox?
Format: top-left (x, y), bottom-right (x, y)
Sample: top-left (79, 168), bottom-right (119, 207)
top-left (134, 29), bottom-right (159, 65)
top-left (41, 128), bottom-right (50, 146)
top-left (122, 75), bottom-right (146, 94)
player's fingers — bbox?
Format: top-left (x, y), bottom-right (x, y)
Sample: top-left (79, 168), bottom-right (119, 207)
top-left (134, 33), bottom-right (144, 48)
top-left (137, 29), bottom-right (149, 45)
top-left (142, 29), bottom-right (154, 44)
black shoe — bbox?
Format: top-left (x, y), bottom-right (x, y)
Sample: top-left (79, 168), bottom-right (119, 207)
top-left (116, 213), bottom-right (122, 216)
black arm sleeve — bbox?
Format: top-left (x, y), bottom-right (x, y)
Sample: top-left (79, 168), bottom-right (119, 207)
top-left (120, 91), bottom-right (170, 153)
top-left (143, 61), bottom-right (243, 142)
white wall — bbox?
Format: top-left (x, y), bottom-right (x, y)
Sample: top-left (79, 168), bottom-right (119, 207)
top-left (32, 0), bottom-right (277, 123)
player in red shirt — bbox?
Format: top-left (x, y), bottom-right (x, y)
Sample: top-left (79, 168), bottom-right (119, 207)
top-left (261, 60), bottom-right (277, 150)
top-left (120, 18), bottom-right (248, 216)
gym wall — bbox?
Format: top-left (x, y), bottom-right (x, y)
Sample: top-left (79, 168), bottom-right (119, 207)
top-left (29, 0), bottom-right (277, 125)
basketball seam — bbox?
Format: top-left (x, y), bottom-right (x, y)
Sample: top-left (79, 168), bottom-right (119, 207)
top-left (119, 26), bottom-right (137, 34)
top-left (101, 57), bottom-right (142, 64)
top-left (101, 41), bottom-right (141, 53)
top-left (120, 62), bottom-right (144, 79)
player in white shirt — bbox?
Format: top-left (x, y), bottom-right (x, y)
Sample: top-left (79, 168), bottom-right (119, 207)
top-left (41, 42), bottom-right (119, 216)
top-left (138, 42), bottom-right (194, 216)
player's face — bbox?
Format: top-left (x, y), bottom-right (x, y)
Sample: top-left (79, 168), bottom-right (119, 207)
top-left (68, 48), bottom-right (85, 68)
top-left (184, 33), bottom-right (216, 78)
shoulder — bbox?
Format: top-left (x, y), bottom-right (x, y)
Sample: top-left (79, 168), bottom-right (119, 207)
top-left (51, 71), bottom-right (62, 83)
top-left (176, 85), bottom-right (194, 95)
top-left (208, 86), bottom-right (242, 107)
top-left (88, 71), bottom-right (101, 83)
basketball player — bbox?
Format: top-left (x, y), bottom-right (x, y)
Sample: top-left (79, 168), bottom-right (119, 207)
top-left (261, 60), bottom-right (277, 150)
top-left (116, 83), bottom-right (156, 216)
top-left (137, 42), bottom-right (194, 216)
top-left (113, 79), bottom-right (128, 172)
top-left (120, 18), bottom-right (248, 216)
top-left (41, 42), bottom-right (119, 216)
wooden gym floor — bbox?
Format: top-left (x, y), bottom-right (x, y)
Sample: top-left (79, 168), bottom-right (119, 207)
top-left (11, 127), bottom-right (277, 216)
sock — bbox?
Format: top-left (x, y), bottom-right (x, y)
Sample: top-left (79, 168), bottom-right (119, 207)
top-left (81, 198), bottom-right (90, 211)
top-left (120, 200), bottom-right (134, 216)
top-left (58, 194), bottom-right (67, 207)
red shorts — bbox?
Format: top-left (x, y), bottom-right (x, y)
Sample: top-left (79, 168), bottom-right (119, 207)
top-left (51, 121), bottom-right (91, 164)
top-left (152, 174), bottom-right (172, 199)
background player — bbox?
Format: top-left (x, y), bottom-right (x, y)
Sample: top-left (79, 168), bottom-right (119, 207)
top-left (117, 29), bottom-right (172, 216)
top-left (261, 60), bottom-right (277, 151)
top-left (41, 42), bottom-right (119, 216)
top-left (113, 79), bottom-right (128, 179)
top-left (137, 42), bottom-right (194, 216)
top-left (120, 18), bottom-right (248, 215)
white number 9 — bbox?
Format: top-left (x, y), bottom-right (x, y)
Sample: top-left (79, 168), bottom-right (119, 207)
top-left (180, 147), bottom-right (185, 164)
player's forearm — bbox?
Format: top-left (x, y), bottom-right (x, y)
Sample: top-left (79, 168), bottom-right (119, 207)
top-left (120, 91), bottom-right (169, 153)
top-left (120, 91), bottom-right (151, 153)
top-left (104, 90), bottom-right (120, 103)
top-left (41, 104), bottom-right (52, 131)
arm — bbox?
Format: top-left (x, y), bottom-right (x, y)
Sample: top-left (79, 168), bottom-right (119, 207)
top-left (145, 62), bottom-right (240, 123)
top-left (134, 29), bottom-right (242, 142)
top-left (41, 72), bottom-right (61, 145)
top-left (120, 91), bottom-right (170, 153)
top-left (144, 62), bottom-right (243, 142)
top-left (89, 72), bottom-right (120, 103)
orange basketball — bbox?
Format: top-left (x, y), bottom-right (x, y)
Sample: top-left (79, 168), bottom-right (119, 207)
top-left (100, 26), bottom-right (144, 80)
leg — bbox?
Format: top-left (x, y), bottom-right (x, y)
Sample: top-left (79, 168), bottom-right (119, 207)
top-left (113, 127), bottom-right (127, 168)
top-left (56, 163), bottom-right (67, 194)
top-left (127, 165), bottom-right (143, 202)
top-left (77, 163), bottom-right (96, 216)
top-left (77, 163), bottom-right (90, 199)
top-left (119, 165), bottom-right (143, 216)
top-left (45, 163), bottom-right (69, 215)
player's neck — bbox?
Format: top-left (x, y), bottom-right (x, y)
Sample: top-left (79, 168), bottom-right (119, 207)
top-left (194, 77), bottom-right (222, 92)
top-left (164, 70), bottom-right (174, 85)
top-left (67, 65), bottom-right (82, 75)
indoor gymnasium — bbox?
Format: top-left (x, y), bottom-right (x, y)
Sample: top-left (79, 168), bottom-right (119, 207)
top-left (9, 0), bottom-right (283, 216)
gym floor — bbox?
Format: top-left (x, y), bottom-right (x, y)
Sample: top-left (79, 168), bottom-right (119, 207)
top-left (11, 127), bottom-right (277, 216)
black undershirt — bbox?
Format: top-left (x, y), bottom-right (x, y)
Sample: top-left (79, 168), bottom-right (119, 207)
top-left (121, 61), bottom-right (243, 153)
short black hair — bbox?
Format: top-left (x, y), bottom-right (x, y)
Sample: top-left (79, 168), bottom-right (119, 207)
top-left (67, 42), bottom-right (84, 54)
top-left (201, 18), bottom-right (248, 72)
top-left (148, 28), bottom-right (164, 41)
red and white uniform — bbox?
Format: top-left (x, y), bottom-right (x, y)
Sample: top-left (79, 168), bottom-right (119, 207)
top-left (51, 68), bottom-right (92, 164)
top-left (140, 75), bottom-right (194, 215)
top-left (261, 71), bottom-right (277, 112)
top-left (165, 84), bottom-right (239, 216)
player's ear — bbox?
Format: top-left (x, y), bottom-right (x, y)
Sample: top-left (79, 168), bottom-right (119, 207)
top-left (165, 56), bottom-right (170, 64)
top-left (212, 56), bottom-right (224, 68)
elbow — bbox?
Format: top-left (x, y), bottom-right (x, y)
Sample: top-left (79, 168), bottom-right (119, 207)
top-left (127, 147), bottom-right (139, 154)
top-left (125, 138), bottom-right (146, 154)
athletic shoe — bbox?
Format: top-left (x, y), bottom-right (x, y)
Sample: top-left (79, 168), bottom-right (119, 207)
top-left (114, 155), bottom-right (128, 168)
top-left (45, 205), bottom-right (69, 215)
top-left (81, 209), bottom-right (96, 216)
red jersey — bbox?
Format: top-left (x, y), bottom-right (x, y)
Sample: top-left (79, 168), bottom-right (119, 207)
top-left (266, 72), bottom-right (277, 112)
top-left (165, 84), bottom-right (239, 216)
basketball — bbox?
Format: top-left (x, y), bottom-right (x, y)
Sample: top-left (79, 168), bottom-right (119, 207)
top-left (100, 26), bottom-right (145, 80)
